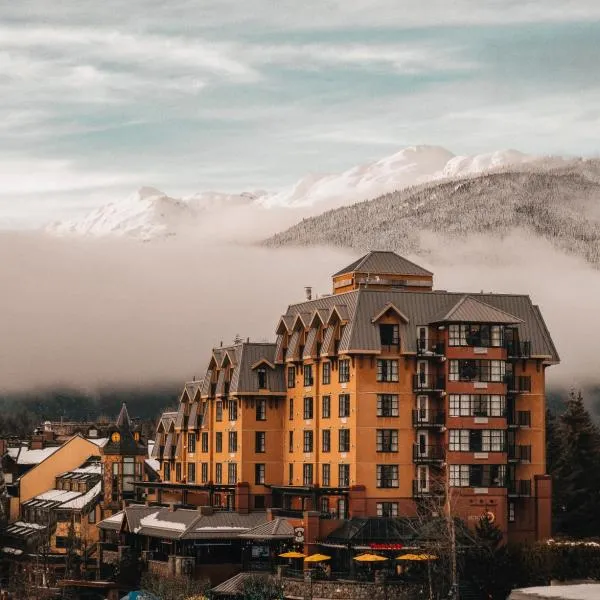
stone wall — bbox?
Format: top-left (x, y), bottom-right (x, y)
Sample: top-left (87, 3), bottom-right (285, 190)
top-left (282, 577), bottom-right (421, 600)
top-left (148, 559), bottom-right (170, 577)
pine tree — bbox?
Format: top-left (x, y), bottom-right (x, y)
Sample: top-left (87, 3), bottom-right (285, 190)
top-left (546, 408), bottom-right (562, 476)
top-left (554, 390), bottom-right (600, 537)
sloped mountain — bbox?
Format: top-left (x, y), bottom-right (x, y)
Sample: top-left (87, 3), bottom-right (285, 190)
top-left (264, 161), bottom-right (600, 268)
top-left (47, 146), bottom-right (548, 240)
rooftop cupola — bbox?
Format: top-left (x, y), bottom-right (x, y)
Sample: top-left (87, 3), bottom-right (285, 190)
top-left (332, 250), bottom-right (433, 294)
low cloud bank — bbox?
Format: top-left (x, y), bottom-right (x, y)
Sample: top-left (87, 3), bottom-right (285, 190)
top-left (0, 229), bottom-right (596, 393)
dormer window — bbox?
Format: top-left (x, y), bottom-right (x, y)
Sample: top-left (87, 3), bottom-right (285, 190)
top-left (257, 368), bottom-right (268, 390)
top-left (380, 324), bottom-right (399, 347)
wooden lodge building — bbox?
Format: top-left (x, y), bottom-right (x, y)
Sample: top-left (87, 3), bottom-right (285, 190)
top-left (141, 251), bottom-right (558, 553)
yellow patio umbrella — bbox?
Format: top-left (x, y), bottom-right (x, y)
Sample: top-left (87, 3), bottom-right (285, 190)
top-left (279, 551), bottom-right (307, 558)
top-left (396, 553), bottom-right (438, 561)
top-left (353, 553), bottom-right (388, 562)
top-left (304, 553), bottom-right (332, 562)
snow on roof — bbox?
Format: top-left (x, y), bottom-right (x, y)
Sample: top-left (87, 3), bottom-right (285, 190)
top-left (12, 521), bottom-right (45, 530)
top-left (61, 482), bottom-right (101, 510)
top-left (513, 584), bottom-right (600, 599)
top-left (17, 446), bottom-right (60, 465)
top-left (87, 437), bottom-right (108, 447)
top-left (2, 547), bottom-right (23, 555)
top-left (148, 440), bottom-right (155, 458)
top-left (193, 526), bottom-right (248, 531)
top-left (103, 511), bottom-right (124, 524)
top-left (138, 511), bottom-right (187, 532)
top-left (72, 464), bottom-right (102, 475)
top-left (34, 489), bottom-right (81, 502)
top-left (145, 458), bottom-right (160, 473)
top-left (7, 447), bottom-right (19, 459)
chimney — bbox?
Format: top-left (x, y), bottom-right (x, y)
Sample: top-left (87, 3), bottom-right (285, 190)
top-left (305, 286), bottom-right (312, 301)
top-left (199, 505), bottom-right (214, 516)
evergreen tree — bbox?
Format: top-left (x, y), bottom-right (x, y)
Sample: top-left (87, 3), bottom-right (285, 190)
top-left (554, 390), bottom-right (600, 536)
top-left (546, 408), bottom-right (562, 476)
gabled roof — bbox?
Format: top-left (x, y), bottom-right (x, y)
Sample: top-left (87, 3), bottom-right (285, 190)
top-left (429, 295), bottom-right (523, 324)
top-left (116, 403), bottom-right (131, 429)
top-left (371, 302), bottom-right (410, 323)
top-left (333, 251), bottom-right (433, 277)
top-left (212, 572), bottom-right (270, 597)
top-left (327, 304), bottom-right (349, 324)
top-left (238, 517), bottom-right (294, 540)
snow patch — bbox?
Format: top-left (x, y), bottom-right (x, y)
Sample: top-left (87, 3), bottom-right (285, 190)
top-left (139, 511), bottom-right (187, 531)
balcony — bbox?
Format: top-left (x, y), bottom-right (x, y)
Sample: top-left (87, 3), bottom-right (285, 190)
top-left (417, 339), bottom-right (445, 357)
top-left (412, 374), bottom-right (446, 393)
top-left (508, 445), bottom-right (532, 463)
top-left (412, 444), bottom-right (445, 463)
top-left (505, 340), bottom-right (532, 359)
top-left (505, 375), bottom-right (532, 393)
top-left (508, 410), bottom-right (531, 428)
top-left (412, 409), bottom-right (446, 428)
top-left (412, 479), bottom-right (444, 498)
top-left (508, 479), bottom-right (532, 497)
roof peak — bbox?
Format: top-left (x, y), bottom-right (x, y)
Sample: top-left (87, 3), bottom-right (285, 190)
top-left (333, 250), bottom-right (433, 278)
top-left (116, 403), bottom-right (131, 430)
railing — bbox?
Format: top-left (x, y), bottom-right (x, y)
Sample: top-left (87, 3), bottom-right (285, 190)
top-left (505, 375), bottom-right (532, 392)
top-left (412, 479), bottom-right (444, 497)
top-left (412, 374), bottom-right (446, 392)
top-left (508, 444), bottom-right (532, 462)
top-left (508, 410), bottom-right (531, 428)
top-left (412, 444), bottom-right (445, 462)
top-left (417, 339), bottom-right (445, 356)
top-left (505, 340), bottom-right (532, 359)
top-left (508, 479), bottom-right (532, 497)
top-left (412, 409), bottom-right (446, 428)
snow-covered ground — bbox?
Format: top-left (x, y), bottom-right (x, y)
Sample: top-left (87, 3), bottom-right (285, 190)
top-left (511, 584), bottom-right (600, 600)
top-left (47, 145), bottom-right (561, 240)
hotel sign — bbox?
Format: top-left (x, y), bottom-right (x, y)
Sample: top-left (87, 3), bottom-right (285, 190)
top-left (369, 543), bottom-right (404, 550)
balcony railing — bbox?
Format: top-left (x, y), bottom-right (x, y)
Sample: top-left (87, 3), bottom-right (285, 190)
top-left (412, 444), bottom-right (445, 463)
top-left (417, 339), bottom-right (445, 357)
top-left (505, 375), bottom-right (532, 393)
top-left (412, 374), bottom-right (446, 392)
top-left (508, 410), bottom-right (531, 428)
top-left (508, 444), bottom-right (532, 462)
top-left (508, 479), bottom-right (532, 497)
top-left (412, 479), bottom-right (444, 497)
top-left (505, 340), bottom-right (532, 359)
top-left (412, 409), bottom-right (446, 428)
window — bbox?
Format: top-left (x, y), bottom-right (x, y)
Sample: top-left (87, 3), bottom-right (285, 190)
top-left (508, 502), bottom-right (515, 523)
top-left (303, 397), bottom-right (314, 420)
top-left (187, 463), bottom-right (196, 483)
top-left (257, 368), bottom-right (268, 389)
top-left (303, 463), bottom-right (314, 485)
top-left (337, 498), bottom-right (347, 519)
top-left (322, 464), bottom-right (331, 486)
top-left (380, 324), bottom-right (400, 346)
top-left (201, 463), bottom-right (208, 483)
top-left (448, 360), bottom-right (506, 382)
top-left (228, 431), bottom-right (238, 452)
top-left (338, 464), bottom-right (350, 487)
top-left (303, 430), bottom-right (314, 453)
top-left (215, 432), bottom-right (223, 453)
top-left (288, 366), bottom-right (296, 388)
top-left (339, 429), bottom-right (350, 452)
top-left (216, 401), bottom-right (223, 421)
top-left (201, 432), bottom-right (209, 453)
top-left (288, 463), bottom-right (294, 485)
top-left (187, 433), bottom-right (196, 453)
top-left (322, 430), bottom-right (331, 452)
top-left (215, 463), bottom-right (222, 484)
top-left (338, 394), bottom-right (350, 417)
top-left (448, 394), bottom-right (506, 417)
top-left (322, 362), bottom-right (331, 385)
top-left (450, 465), bottom-right (470, 487)
top-left (376, 429), bottom-right (398, 452)
top-left (289, 398), bottom-right (294, 420)
top-left (255, 431), bottom-right (266, 453)
top-left (339, 359), bottom-right (350, 383)
top-left (229, 400), bottom-right (238, 421)
top-left (376, 465), bottom-right (399, 488)
top-left (377, 359), bottom-right (399, 382)
top-left (255, 463), bottom-right (265, 484)
top-left (449, 430), bottom-right (470, 451)
top-left (481, 429), bottom-right (505, 452)
top-left (288, 431), bottom-right (294, 453)
top-left (448, 324), bottom-right (504, 347)
top-left (175, 462), bottom-right (182, 482)
top-left (88, 509), bottom-right (96, 524)
top-left (164, 462), bottom-right (171, 481)
top-left (377, 394), bottom-right (399, 417)
top-left (322, 395), bottom-right (331, 419)
top-left (228, 463), bottom-right (237, 484)
top-left (256, 399), bottom-right (267, 421)
top-left (304, 365), bottom-right (313, 387)
top-left (377, 502), bottom-right (398, 517)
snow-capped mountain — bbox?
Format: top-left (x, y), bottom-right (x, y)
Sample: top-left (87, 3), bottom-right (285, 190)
top-left (47, 145), bottom-right (557, 240)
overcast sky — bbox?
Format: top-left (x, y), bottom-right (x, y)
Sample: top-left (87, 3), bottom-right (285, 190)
top-left (2, 1), bottom-right (600, 226)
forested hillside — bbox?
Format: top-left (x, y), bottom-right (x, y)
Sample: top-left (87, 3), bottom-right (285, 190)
top-left (265, 162), bottom-right (600, 267)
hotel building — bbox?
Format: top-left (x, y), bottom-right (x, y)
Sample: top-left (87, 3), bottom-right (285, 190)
top-left (151, 251), bottom-right (558, 542)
